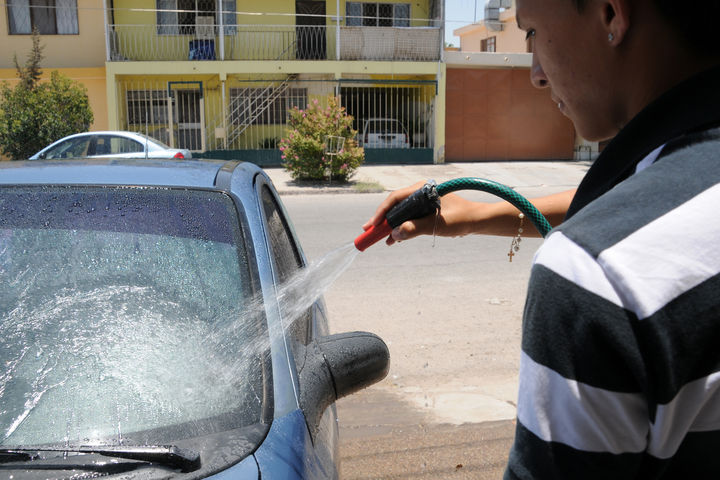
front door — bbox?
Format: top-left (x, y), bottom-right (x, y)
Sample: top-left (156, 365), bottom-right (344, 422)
top-left (296, 1), bottom-right (326, 60)
top-left (174, 89), bottom-right (204, 151)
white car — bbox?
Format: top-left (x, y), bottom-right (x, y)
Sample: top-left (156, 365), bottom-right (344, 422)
top-left (29, 131), bottom-right (192, 160)
top-left (359, 118), bottom-right (410, 148)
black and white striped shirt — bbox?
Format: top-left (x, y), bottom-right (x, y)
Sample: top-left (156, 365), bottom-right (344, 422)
top-left (505, 66), bottom-right (720, 479)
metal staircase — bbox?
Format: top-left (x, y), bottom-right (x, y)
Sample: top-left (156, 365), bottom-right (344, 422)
top-left (207, 74), bottom-right (297, 150)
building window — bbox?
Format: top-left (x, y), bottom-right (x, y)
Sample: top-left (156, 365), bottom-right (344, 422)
top-left (157, 0), bottom-right (236, 35)
top-left (346, 2), bottom-right (410, 27)
top-left (126, 90), bottom-right (169, 125)
top-left (230, 88), bottom-right (307, 126)
top-left (481, 36), bottom-right (496, 52)
top-left (7, 0), bottom-right (78, 35)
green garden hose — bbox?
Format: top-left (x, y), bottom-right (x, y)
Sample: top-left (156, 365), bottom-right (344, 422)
top-left (354, 177), bottom-right (553, 251)
top-left (436, 177), bottom-right (553, 238)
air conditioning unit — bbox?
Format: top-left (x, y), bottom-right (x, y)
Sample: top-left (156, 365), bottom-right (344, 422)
top-left (195, 15), bottom-right (214, 39)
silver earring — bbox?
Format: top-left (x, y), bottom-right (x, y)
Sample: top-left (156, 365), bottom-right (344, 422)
top-left (608, 33), bottom-right (614, 42)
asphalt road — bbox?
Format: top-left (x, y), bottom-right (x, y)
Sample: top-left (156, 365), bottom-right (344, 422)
top-left (280, 163), bottom-right (587, 478)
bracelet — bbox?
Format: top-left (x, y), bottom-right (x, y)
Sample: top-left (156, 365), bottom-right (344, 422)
top-left (508, 213), bottom-right (524, 262)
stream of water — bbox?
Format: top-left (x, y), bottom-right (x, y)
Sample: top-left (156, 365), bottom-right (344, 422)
top-left (277, 242), bottom-right (359, 327)
top-left (0, 240), bottom-right (360, 445)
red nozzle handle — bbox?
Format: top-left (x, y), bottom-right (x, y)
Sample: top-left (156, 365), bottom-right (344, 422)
top-left (354, 219), bottom-right (392, 252)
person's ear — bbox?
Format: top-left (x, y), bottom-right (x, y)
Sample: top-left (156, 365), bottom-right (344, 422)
top-left (601, 0), bottom-right (630, 46)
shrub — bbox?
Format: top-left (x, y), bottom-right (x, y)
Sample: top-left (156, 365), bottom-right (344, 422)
top-left (0, 30), bottom-right (93, 160)
top-left (279, 96), bottom-right (363, 182)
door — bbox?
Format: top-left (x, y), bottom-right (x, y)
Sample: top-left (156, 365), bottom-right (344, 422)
top-left (174, 89), bottom-right (204, 151)
top-left (296, 1), bottom-right (326, 60)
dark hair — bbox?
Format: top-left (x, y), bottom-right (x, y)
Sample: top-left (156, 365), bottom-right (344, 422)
top-left (571, 0), bottom-right (720, 55)
top-left (655, 1), bottom-right (720, 55)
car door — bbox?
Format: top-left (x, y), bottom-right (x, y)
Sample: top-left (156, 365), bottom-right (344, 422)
top-left (257, 181), bottom-right (340, 477)
top-left (89, 135), bottom-right (144, 157)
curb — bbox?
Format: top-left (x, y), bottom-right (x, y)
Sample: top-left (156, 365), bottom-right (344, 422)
top-left (270, 177), bottom-right (387, 195)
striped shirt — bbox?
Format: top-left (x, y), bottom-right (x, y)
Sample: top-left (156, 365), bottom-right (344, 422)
top-left (505, 65), bottom-right (720, 479)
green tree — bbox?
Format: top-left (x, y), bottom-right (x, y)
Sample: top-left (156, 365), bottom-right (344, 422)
top-left (279, 96), bottom-right (364, 182)
top-left (0, 30), bottom-right (93, 160)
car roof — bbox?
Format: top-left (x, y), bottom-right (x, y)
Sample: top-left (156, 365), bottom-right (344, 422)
top-left (0, 158), bottom-right (262, 190)
top-left (53, 131), bottom-right (155, 140)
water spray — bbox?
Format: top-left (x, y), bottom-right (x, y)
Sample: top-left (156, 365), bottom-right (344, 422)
top-left (354, 177), bottom-right (553, 252)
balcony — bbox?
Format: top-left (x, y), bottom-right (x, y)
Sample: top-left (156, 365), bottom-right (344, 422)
top-left (107, 24), bottom-right (442, 62)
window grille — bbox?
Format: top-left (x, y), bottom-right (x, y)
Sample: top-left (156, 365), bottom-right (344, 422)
top-left (156, 0), bottom-right (236, 35)
top-left (126, 90), bottom-right (169, 125)
top-left (346, 2), bottom-right (410, 27)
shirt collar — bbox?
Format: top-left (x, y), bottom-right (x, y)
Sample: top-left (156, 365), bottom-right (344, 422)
top-left (634, 144), bottom-right (666, 174)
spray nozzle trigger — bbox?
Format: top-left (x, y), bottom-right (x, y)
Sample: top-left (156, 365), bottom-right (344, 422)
top-left (354, 181), bottom-right (440, 251)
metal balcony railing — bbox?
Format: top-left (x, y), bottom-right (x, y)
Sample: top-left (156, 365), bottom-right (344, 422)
top-left (107, 24), bottom-right (441, 62)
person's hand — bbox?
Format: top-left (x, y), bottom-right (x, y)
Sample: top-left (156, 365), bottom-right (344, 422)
top-left (361, 182), bottom-right (480, 245)
top-left (361, 181), bottom-right (424, 245)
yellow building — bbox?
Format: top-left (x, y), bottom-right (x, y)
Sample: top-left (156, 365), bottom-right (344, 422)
top-left (0, 0), bottom-right (109, 131)
top-left (452, 0), bottom-right (524, 53)
top-left (1, 1), bottom-right (444, 164)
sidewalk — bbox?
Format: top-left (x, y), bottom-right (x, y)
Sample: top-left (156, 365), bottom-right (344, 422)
top-left (265, 160), bottom-right (591, 195)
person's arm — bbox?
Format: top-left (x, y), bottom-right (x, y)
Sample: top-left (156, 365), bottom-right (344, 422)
top-left (362, 185), bottom-right (576, 245)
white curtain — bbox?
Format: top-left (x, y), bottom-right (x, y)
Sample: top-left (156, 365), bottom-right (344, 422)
top-left (220, 0), bottom-right (235, 34)
top-left (394, 4), bottom-right (410, 27)
top-left (7, 0), bottom-right (78, 34)
top-left (157, 0), bottom-right (178, 35)
top-left (346, 2), bottom-right (361, 26)
top-left (56, 0), bottom-right (78, 34)
top-left (8, 0), bottom-right (32, 34)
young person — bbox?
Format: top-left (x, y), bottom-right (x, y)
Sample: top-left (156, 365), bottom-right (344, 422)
top-left (364, 0), bottom-right (720, 477)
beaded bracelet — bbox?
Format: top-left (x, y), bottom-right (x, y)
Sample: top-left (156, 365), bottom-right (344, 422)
top-left (508, 213), bottom-right (524, 262)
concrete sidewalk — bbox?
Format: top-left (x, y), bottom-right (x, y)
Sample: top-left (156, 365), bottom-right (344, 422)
top-left (264, 161), bottom-right (591, 195)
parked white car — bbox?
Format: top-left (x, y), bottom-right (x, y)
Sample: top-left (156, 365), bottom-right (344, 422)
top-left (29, 131), bottom-right (192, 160)
top-left (359, 118), bottom-right (410, 149)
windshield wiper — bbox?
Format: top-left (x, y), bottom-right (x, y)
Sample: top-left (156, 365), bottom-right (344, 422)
top-left (0, 445), bottom-right (201, 473)
top-left (0, 450), bottom-right (38, 463)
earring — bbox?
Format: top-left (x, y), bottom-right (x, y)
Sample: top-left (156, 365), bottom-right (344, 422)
top-left (608, 33), bottom-right (614, 42)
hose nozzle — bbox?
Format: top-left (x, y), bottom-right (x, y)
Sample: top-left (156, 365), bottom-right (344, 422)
top-left (354, 182), bottom-right (440, 251)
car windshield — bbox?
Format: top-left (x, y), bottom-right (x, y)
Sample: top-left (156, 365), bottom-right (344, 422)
top-left (0, 186), bottom-right (267, 448)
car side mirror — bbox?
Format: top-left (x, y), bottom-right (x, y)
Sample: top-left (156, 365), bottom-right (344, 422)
top-left (298, 331), bottom-right (390, 438)
top-left (39, 153), bottom-right (46, 159)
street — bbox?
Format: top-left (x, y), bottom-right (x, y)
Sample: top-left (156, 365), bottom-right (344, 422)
top-left (279, 163), bottom-right (587, 478)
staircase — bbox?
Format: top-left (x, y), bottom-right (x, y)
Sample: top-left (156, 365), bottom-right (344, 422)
top-left (207, 74), bottom-right (297, 150)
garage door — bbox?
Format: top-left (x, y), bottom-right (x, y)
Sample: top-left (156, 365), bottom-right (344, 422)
top-left (446, 68), bottom-right (576, 161)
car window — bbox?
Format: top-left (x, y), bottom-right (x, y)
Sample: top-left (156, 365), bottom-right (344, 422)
top-left (260, 185), bottom-right (311, 347)
top-left (0, 186), bottom-right (267, 448)
top-left (108, 135), bottom-right (145, 154)
top-left (137, 133), bottom-right (173, 150)
top-left (43, 137), bottom-right (91, 159)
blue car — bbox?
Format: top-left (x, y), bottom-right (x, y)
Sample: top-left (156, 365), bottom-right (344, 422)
top-left (0, 158), bottom-right (389, 478)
